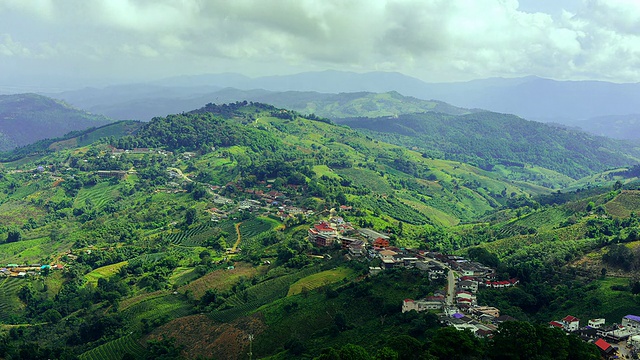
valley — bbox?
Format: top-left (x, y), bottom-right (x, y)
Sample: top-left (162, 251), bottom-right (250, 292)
top-left (0, 100), bottom-right (638, 359)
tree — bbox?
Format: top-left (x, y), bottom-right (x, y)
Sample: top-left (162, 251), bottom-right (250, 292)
top-left (428, 327), bottom-right (481, 360)
top-left (334, 312), bottom-right (348, 331)
top-left (602, 244), bottom-right (633, 271)
top-left (144, 338), bottom-right (183, 360)
top-left (284, 338), bottom-right (306, 356)
top-left (315, 348), bottom-right (340, 360)
top-left (339, 344), bottom-right (371, 360)
top-left (374, 347), bottom-right (399, 360)
top-left (466, 247), bottom-right (499, 268)
top-left (185, 208), bottom-right (197, 225)
top-left (614, 180), bottom-right (623, 190)
top-left (490, 321), bottom-right (539, 360)
top-left (42, 309), bottom-right (62, 323)
top-left (192, 186), bottom-right (207, 200)
top-left (6, 229), bottom-right (22, 243)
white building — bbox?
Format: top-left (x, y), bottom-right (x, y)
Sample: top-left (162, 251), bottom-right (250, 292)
top-left (402, 299), bottom-right (444, 313)
top-left (588, 318), bottom-right (605, 328)
top-left (622, 315), bottom-right (640, 332)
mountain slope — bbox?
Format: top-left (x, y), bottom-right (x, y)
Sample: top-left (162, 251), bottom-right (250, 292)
top-left (0, 100), bottom-right (619, 359)
top-left (0, 93), bottom-right (114, 150)
top-left (120, 101), bottom-right (540, 225)
top-left (573, 114), bottom-right (640, 140)
top-left (337, 111), bottom-right (640, 182)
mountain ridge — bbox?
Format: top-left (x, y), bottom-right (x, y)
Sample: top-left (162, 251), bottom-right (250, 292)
top-left (46, 70), bottom-right (640, 137)
top-left (0, 93), bottom-right (114, 151)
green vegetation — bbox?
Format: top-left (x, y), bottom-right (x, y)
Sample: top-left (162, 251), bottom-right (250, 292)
top-left (0, 100), bottom-right (636, 359)
top-left (287, 267), bottom-right (355, 296)
top-left (79, 334), bottom-right (147, 360)
top-left (338, 111), bottom-right (640, 184)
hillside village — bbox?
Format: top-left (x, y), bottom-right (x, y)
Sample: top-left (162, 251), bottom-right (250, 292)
top-left (306, 215), bottom-right (640, 359)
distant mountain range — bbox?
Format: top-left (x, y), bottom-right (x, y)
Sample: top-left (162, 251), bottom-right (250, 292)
top-left (152, 71), bottom-right (640, 122)
top-left (50, 87), bottom-right (474, 121)
top-left (47, 70), bottom-right (640, 139)
top-left (0, 93), bottom-right (114, 151)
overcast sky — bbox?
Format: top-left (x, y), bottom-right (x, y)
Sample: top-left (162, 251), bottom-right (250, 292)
top-left (1, 0), bottom-right (639, 91)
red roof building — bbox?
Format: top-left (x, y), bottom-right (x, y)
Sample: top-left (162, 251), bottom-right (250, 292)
top-left (594, 338), bottom-right (614, 355)
top-left (562, 315), bottom-right (580, 331)
top-left (372, 237), bottom-right (390, 248)
top-left (563, 315), bottom-right (579, 323)
top-left (549, 321), bottom-right (564, 328)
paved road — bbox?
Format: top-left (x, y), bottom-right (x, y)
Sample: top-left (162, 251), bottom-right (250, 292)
top-left (430, 258), bottom-right (456, 306)
top-left (446, 267), bottom-right (455, 305)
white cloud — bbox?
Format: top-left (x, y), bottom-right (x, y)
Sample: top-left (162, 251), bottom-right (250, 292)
top-left (1, 0), bottom-right (640, 83)
top-left (0, 34), bottom-right (31, 57)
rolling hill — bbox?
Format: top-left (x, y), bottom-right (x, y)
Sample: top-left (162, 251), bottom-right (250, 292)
top-left (0, 100), bottom-right (628, 359)
top-left (0, 93), bottom-right (114, 151)
top-left (336, 111), bottom-right (640, 184)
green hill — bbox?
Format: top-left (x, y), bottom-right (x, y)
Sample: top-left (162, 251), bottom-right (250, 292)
top-left (0, 93), bottom-right (114, 151)
top-left (337, 111), bottom-right (640, 185)
top-left (0, 101), bottom-right (616, 359)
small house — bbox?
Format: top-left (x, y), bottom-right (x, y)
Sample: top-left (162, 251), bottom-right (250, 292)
top-left (562, 315), bottom-right (580, 332)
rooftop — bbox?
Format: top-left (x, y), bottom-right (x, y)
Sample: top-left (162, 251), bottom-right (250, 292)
top-left (624, 314), bottom-right (640, 322)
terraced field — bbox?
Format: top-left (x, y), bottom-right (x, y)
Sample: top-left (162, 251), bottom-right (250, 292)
top-left (239, 217), bottom-right (279, 239)
top-left (233, 217), bottom-right (281, 251)
top-left (0, 237), bottom-right (49, 264)
top-left (606, 190), bottom-right (640, 218)
top-left (178, 262), bottom-right (261, 300)
top-left (84, 261), bottom-right (128, 286)
top-left (79, 334), bottom-right (146, 360)
top-left (165, 223), bottom-right (217, 246)
top-left (210, 266), bottom-right (320, 323)
top-left (122, 294), bottom-right (192, 331)
top-left (74, 182), bottom-right (121, 210)
top-left (495, 207), bottom-right (571, 238)
top-left (0, 277), bottom-right (23, 322)
top-left (287, 267), bottom-right (355, 296)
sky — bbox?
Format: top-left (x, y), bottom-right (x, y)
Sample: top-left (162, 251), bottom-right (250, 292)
top-left (1, 0), bottom-right (639, 91)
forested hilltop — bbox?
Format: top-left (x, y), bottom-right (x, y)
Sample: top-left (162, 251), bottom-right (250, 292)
top-left (0, 101), bottom-right (638, 359)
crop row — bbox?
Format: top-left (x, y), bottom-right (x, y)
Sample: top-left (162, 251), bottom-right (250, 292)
top-left (121, 295), bottom-right (192, 330)
top-left (0, 278), bottom-right (22, 321)
top-left (75, 183), bottom-right (118, 210)
top-left (165, 223), bottom-right (215, 246)
top-left (210, 267), bottom-right (320, 322)
top-left (79, 334), bottom-right (146, 360)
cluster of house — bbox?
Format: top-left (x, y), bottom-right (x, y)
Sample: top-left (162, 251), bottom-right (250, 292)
top-left (207, 187), bottom-right (315, 222)
top-left (308, 219), bottom-right (359, 248)
top-left (398, 252), bottom-right (525, 338)
top-left (109, 146), bottom-right (172, 157)
top-left (549, 314), bottom-right (640, 359)
top-left (0, 263), bottom-right (64, 278)
top-left (402, 297), bottom-right (517, 338)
